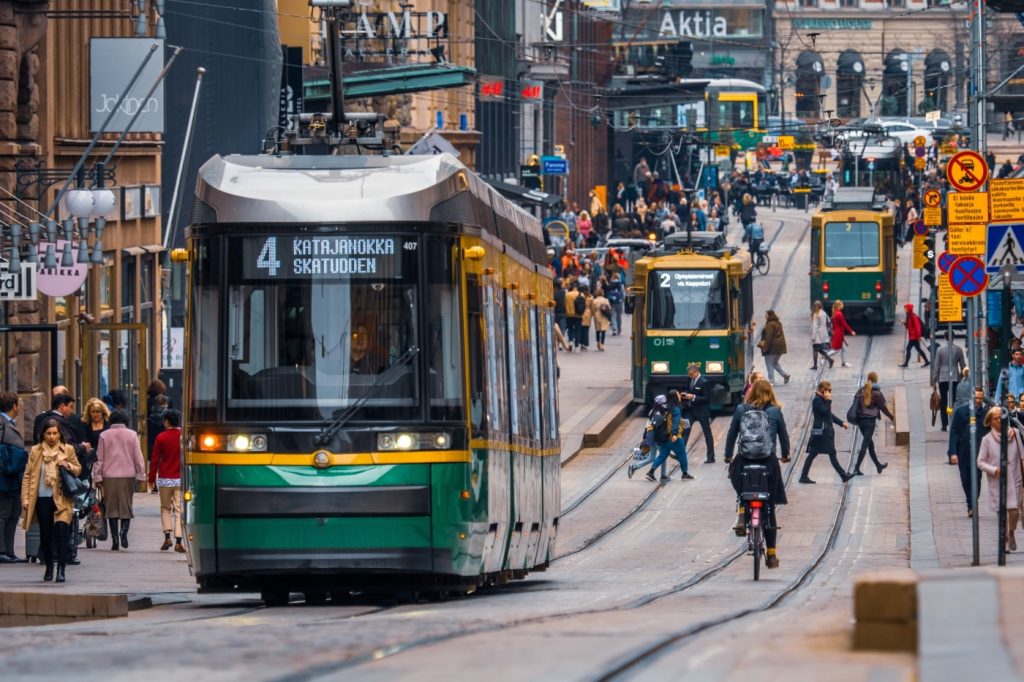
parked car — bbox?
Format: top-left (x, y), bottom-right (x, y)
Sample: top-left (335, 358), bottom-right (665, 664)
top-left (836, 118), bottom-right (933, 147)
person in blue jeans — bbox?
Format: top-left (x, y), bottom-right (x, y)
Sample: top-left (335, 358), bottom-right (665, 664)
top-left (646, 391), bottom-right (692, 481)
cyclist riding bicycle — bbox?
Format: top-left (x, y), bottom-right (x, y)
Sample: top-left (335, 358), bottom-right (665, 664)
top-left (749, 221), bottom-right (765, 264)
top-left (724, 378), bottom-right (791, 569)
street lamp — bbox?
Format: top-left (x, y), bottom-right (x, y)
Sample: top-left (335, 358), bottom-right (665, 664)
top-left (64, 186), bottom-right (115, 266)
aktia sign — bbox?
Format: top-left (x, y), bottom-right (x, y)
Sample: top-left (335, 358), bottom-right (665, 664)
top-left (657, 10), bottom-right (730, 38)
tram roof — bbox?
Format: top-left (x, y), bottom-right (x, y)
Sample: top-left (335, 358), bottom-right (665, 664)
top-left (820, 187), bottom-right (887, 211)
top-left (191, 153), bottom-right (547, 264)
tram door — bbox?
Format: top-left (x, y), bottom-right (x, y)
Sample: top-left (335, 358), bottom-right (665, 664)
top-left (81, 324), bottom-right (149, 455)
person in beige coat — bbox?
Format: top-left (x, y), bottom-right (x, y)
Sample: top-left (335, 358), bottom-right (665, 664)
top-left (591, 288), bottom-right (612, 351)
top-left (21, 418), bottom-right (81, 583)
top-left (977, 408), bottom-right (1024, 551)
top-left (577, 286), bottom-right (594, 351)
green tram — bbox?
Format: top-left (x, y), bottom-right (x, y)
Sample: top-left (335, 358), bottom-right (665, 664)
top-left (630, 234), bottom-right (754, 409)
top-left (810, 188), bottom-right (897, 330)
top-left (179, 154), bottom-right (560, 600)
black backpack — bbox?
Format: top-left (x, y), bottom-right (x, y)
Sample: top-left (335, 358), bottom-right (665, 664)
top-left (650, 410), bottom-right (670, 444)
top-left (574, 294), bottom-right (586, 316)
top-left (737, 407), bottom-right (773, 459)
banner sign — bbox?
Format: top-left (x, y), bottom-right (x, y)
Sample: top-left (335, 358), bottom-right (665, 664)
top-left (89, 38), bottom-right (165, 133)
top-left (240, 235), bottom-right (408, 280)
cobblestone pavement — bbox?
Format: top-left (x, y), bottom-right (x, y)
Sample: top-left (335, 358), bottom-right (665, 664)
top-left (0, 208), bottom-right (926, 682)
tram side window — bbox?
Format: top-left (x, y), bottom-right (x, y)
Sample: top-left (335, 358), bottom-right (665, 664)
top-left (426, 237), bottom-right (465, 422)
top-left (648, 270), bottom-right (727, 330)
top-left (739, 273), bottom-right (754, 327)
top-left (718, 99), bottom-right (754, 129)
top-left (823, 222), bottom-right (880, 268)
top-left (506, 292), bottom-right (521, 440)
top-left (189, 240), bottom-right (220, 421)
top-left (466, 275), bottom-right (486, 438)
top-left (543, 311), bottom-right (558, 441)
top-left (483, 284), bottom-right (505, 435)
top-left (528, 309), bottom-right (542, 446)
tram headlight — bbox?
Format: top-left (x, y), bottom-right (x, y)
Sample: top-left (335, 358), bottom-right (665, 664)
top-left (197, 434), bottom-right (223, 452)
top-left (651, 361), bottom-right (670, 374)
top-left (225, 434), bottom-right (268, 452)
top-left (377, 432), bottom-right (452, 451)
top-left (706, 361), bottom-right (725, 374)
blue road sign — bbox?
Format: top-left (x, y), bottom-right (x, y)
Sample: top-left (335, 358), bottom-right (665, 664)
top-left (949, 256), bottom-right (988, 297)
top-left (938, 251), bottom-right (957, 274)
top-left (540, 156), bottom-right (568, 175)
top-left (986, 224), bottom-right (1024, 274)
top-left (913, 221), bottom-right (928, 236)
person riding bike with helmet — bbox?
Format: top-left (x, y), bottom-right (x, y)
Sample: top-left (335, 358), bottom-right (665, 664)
top-left (724, 379), bottom-right (791, 569)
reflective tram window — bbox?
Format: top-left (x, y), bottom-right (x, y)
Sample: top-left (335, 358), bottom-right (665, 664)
top-left (425, 237), bottom-right (465, 422)
top-left (220, 234), bottom-right (422, 421)
top-left (189, 240), bottom-right (220, 422)
top-left (647, 270), bottom-right (728, 330)
top-left (824, 222), bottom-right (880, 268)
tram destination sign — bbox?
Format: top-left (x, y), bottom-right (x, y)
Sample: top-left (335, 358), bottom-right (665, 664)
top-left (240, 235), bottom-right (405, 280)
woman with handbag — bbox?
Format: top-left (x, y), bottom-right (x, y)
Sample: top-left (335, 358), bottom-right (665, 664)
top-left (851, 372), bottom-right (895, 475)
top-left (799, 381), bottom-right (852, 484)
top-left (810, 301), bottom-right (833, 370)
top-left (759, 310), bottom-right (790, 385)
top-left (977, 408), bottom-right (1024, 551)
top-left (20, 419), bottom-right (81, 582)
top-left (93, 410), bottom-right (145, 551)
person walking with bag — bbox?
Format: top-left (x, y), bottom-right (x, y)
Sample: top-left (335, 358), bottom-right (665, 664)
top-left (810, 301), bottom-right (834, 370)
top-left (20, 419), bottom-right (81, 582)
top-left (830, 300), bottom-right (856, 367)
top-left (93, 410), bottom-right (146, 551)
top-left (949, 387), bottom-right (989, 516)
top-left (977, 407), bottom-right (1024, 551)
top-left (800, 381), bottom-right (853, 484)
top-left (898, 303), bottom-right (930, 367)
top-left (931, 342), bottom-right (966, 431)
top-left (759, 310), bottom-right (791, 385)
top-left (0, 392), bottom-right (27, 563)
top-left (850, 372), bottom-right (895, 475)
top-left (591, 288), bottom-right (612, 351)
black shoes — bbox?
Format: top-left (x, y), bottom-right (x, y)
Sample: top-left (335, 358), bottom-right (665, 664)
top-left (853, 468), bottom-right (865, 476)
top-left (877, 462), bottom-right (888, 473)
top-left (799, 477), bottom-right (815, 484)
top-left (897, 364), bottom-right (908, 368)
top-left (705, 458), bottom-right (716, 464)
top-left (841, 473), bottom-right (853, 483)
top-left (645, 471), bottom-right (657, 482)
top-left (55, 565), bottom-right (66, 583)
top-left (828, 359), bottom-right (835, 369)
top-left (680, 472), bottom-right (695, 480)
top-left (43, 563), bottom-right (53, 581)
top-left (660, 475), bottom-right (671, 482)
top-left (0, 555), bottom-right (16, 564)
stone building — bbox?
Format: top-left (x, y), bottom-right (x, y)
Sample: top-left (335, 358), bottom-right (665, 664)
top-left (773, 1), bottom-right (1018, 123)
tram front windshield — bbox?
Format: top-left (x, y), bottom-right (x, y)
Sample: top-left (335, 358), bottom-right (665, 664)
top-left (824, 221), bottom-right (880, 268)
top-left (647, 270), bottom-right (728, 330)
top-left (191, 233), bottom-right (464, 422)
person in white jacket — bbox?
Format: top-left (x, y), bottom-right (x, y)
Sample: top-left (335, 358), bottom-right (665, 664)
top-left (810, 301), bottom-right (834, 370)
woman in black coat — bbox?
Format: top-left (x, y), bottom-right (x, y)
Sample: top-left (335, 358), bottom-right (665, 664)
top-left (799, 381), bottom-right (852, 484)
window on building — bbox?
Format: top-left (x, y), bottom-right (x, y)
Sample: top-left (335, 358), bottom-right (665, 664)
top-left (798, 0), bottom-right (818, 7)
top-left (839, 0), bottom-right (858, 6)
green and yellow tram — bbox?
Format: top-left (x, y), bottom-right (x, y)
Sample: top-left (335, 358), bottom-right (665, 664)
top-left (810, 188), bottom-right (897, 330)
top-left (630, 237), bottom-right (754, 409)
top-left (179, 154), bottom-right (560, 600)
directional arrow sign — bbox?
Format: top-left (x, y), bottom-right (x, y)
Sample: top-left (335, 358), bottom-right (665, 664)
top-left (949, 255), bottom-right (989, 297)
top-left (986, 223), bottom-right (1024, 274)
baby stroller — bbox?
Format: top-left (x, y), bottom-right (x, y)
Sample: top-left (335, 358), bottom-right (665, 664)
top-left (81, 488), bottom-right (106, 549)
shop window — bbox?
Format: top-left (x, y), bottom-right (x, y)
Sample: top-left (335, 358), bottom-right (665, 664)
top-left (121, 257), bottom-right (136, 314)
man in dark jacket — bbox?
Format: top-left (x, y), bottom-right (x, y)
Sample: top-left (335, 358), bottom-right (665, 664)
top-left (948, 387), bottom-right (989, 516)
top-left (681, 364), bottom-right (716, 463)
top-left (147, 394), bottom-right (169, 458)
top-left (0, 391), bottom-right (26, 562)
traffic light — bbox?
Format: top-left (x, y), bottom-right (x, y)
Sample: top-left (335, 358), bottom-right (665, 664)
top-left (923, 234), bottom-right (937, 287)
top-left (666, 41), bottom-right (693, 79)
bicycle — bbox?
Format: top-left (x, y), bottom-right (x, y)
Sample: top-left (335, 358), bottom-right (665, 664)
top-left (739, 464), bottom-right (772, 581)
top-left (751, 241), bottom-right (771, 276)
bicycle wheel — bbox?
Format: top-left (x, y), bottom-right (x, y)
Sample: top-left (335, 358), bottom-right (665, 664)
top-left (755, 253), bottom-right (771, 276)
top-left (751, 525), bottom-right (763, 581)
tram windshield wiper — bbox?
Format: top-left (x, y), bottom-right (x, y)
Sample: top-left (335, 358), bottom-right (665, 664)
top-left (312, 345), bottom-right (420, 447)
top-left (687, 317), bottom-right (708, 340)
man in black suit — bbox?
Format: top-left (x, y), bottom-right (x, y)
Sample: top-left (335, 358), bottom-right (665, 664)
top-left (947, 386), bottom-right (988, 517)
top-left (680, 363), bottom-right (716, 463)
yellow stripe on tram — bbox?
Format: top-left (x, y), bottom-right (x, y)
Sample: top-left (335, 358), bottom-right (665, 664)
top-left (186, 450), bottom-right (473, 466)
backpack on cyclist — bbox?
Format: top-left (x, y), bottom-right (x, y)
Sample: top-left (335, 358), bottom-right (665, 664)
top-left (573, 294), bottom-right (586, 316)
top-left (650, 410), bottom-right (670, 444)
top-left (749, 223), bottom-right (764, 240)
top-left (736, 407), bottom-right (773, 459)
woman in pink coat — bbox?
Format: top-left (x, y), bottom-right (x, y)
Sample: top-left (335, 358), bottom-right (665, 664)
top-left (93, 411), bottom-right (146, 551)
top-left (977, 408), bottom-right (1024, 551)
top-left (830, 300), bottom-right (856, 368)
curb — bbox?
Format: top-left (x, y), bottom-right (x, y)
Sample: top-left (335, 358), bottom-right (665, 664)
top-left (0, 590), bottom-right (130, 625)
top-left (562, 396), bottom-right (637, 467)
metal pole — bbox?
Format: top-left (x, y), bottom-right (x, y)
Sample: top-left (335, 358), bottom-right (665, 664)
top-left (968, 297), bottom-right (980, 565)
top-left (999, 399), bottom-right (1008, 567)
top-left (324, 9), bottom-right (346, 138)
top-left (98, 46), bottom-right (183, 169)
top-left (163, 67), bottom-right (206, 250)
top-left (976, 0), bottom-right (987, 158)
top-left (47, 42), bottom-right (159, 217)
top-left (906, 57), bottom-right (913, 117)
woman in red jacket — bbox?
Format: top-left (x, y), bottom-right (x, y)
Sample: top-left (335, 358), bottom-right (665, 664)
top-left (898, 302), bottom-right (930, 368)
top-left (830, 300), bottom-right (856, 368)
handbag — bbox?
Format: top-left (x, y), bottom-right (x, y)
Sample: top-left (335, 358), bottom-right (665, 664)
top-left (930, 388), bottom-right (941, 427)
top-left (59, 466), bottom-right (89, 499)
top-left (846, 395), bottom-right (861, 423)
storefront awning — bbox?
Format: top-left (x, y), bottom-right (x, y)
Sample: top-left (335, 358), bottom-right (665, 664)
top-left (304, 65), bottom-right (476, 101)
top-left (486, 180), bottom-right (562, 209)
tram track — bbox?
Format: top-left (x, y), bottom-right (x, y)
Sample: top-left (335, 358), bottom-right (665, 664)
top-left (264, 213), bottom-right (827, 681)
top-left (595, 337), bottom-right (877, 681)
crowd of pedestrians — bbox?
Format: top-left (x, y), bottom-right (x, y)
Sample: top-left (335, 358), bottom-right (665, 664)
top-left (0, 380), bottom-right (181, 584)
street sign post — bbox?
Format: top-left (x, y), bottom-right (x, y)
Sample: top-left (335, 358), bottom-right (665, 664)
top-left (985, 224), bottom-right (1024, 275)
top-left (948, 192), bottom-right (990, 224)
top-left (989, 178), bottom-right (1024, 222)
top-left (913, 234), bottom-right (928, 268)
top-left (946, 150), bottom-right (989, 193)
top-left (949, 256), bottom-right (989, 297)
top-left (923, 207), bottom-right (942, 226)
top-left (913, 221), bottom-right (929, 237)
top-left (540, 156), bottom-right (569, 175)
top-left (938, 273), bottom-right (963, 322)
top-left (924, 189), bottom-right (942, 208)
top-left (938, 251), bottom-right (958, 274)
top-left (947, 224), bottom-right (986, 256)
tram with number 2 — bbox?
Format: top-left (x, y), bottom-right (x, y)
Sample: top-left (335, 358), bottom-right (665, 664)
top-left (178, 153), bottom-right (560, 601)
top-left (630, 233), bottom-right (754, 409)
top-left (810, 187), bottom-right (897, 330)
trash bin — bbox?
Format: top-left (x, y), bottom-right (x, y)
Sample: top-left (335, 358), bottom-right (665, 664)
top-left (793, 192), bottom-right (808, 210)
